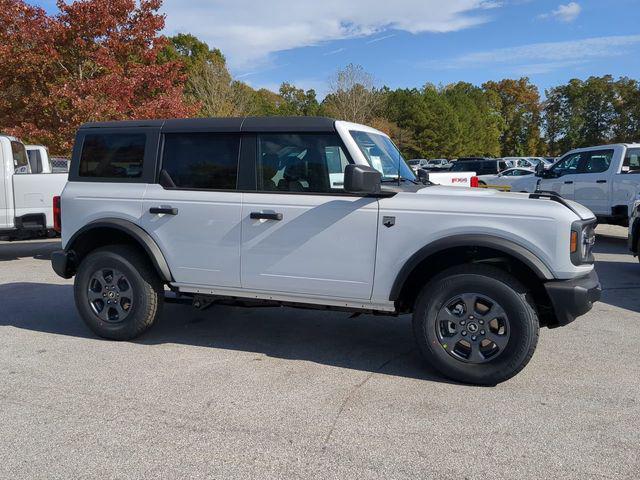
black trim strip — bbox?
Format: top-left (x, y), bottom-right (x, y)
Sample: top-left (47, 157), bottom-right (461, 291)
top-left (66, 218), bottom-right (173, 282)
top-left (389, 234), bottom-right (555, 301)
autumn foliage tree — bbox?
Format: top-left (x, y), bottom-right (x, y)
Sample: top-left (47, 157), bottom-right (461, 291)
top-left (0, 0), bottom-right (196, 153)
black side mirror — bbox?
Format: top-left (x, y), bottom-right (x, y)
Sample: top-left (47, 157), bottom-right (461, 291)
top-left (535, 162), bottom-right (545, 177)
top-left (417, 169), bottom-right (430, 184)
top-left (344, 164), bottom-right (381, 194)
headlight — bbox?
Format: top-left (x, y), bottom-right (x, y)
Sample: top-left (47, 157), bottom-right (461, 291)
top-left (570, 220), bottom-right (596, 266)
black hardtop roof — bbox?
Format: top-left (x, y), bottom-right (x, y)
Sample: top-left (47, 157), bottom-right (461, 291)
top-left (79, 116), bottom-right (337, 133)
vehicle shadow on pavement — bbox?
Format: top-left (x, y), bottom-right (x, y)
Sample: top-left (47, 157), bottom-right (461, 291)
top-left (0, 241), bottom-right (61, 262)
top-left (0, 282), bottom-right (460, 385)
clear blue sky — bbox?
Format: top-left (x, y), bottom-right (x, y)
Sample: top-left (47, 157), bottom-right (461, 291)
top-left (32, 0), bottom-right (640, 97)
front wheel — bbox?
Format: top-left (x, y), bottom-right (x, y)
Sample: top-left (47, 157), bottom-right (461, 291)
top-left (74, 245), bottom-right (164, 340)
top-left (413, 264), bottom-right (539, 385)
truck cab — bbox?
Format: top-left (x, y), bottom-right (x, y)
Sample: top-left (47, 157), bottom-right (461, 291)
top-left (0, 134), bottom-right (68, 236)
top-left (531, 144), bottom-right (640, 225)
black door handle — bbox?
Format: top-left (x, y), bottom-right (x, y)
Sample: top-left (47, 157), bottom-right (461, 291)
top-left (250, 212), bottom-right (283, 221)
top-left (150, 206), bottom-right (178, 215)
top-left (564, 181), bottom-right (573, 185)
top-left (596, 180), bottom-right (607, 184)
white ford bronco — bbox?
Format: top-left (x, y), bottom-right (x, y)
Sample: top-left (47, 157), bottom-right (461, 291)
top-left (52, 117), bottom-right (601, 385)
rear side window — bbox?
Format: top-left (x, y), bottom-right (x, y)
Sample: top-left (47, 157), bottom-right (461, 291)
top-left (79, 133), bottom-right (145, 178)
top-left (581, 150), bottom-right (613, 174)
top-left (622, 148), bottom-right (640, 173)
top-left (161, 133), bottom-right (240, 190)
top-left (11, 141), bottom-right (29, 173)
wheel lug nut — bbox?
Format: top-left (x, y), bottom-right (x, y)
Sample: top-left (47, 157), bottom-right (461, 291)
top-left (479, 320), bottom-right (484, 325)
top-left (460, 320), bottom-right (466, 325)
top-left (471, 335), bottom-right (477, 341)
top-left (461, 331), bottom-right (467, 336)
top-left (480, 330), bottom-right (485, 335)
top-left (469, 315), bottom-right (474, 320)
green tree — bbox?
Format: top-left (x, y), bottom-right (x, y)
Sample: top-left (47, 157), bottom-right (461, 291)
top-left (483, 78), bottom-right (542, 156)
top-left (277, 83), bottom-right (320, 116)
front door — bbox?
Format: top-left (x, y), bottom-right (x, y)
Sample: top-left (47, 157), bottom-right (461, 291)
top-left (241, 133), bottom-right (379, 300)
top-left (538, 151), bottom-right (582, 199)
top-left (141, 132), bottom-right (242, 287)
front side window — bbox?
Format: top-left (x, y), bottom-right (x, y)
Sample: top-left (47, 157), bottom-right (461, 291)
top-left (257, 134), bottom-right (351, 193)
top-left (551, 152), bottom-right (581, 176)
top-left (349, 130), bottom-right (416, 181)
top-left (11, 141), bottom-right (29, 174)
top-left (79, 133), bottom-right (145, 178)
top-left (161, 133), bottom-right (240, 190)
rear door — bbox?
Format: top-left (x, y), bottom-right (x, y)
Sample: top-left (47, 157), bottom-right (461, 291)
top-left (240, 133), bottom-right (379, 300)
top-left (140, 131), bottom-right (243, 287)
top-left (572, 149), bottom-right (615, 215)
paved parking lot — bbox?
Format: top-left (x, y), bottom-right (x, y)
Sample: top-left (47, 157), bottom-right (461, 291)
top-left (0, 225), bottom-right (638, 479)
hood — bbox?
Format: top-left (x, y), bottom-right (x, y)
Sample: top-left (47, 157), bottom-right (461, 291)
top-left (412, 185), bottom-right (595, 220)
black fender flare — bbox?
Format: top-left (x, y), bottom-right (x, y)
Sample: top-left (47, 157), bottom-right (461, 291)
top-left (389, 234), bottom-right (555, 301)
top-left (66, 218), bottom-right (173, 282)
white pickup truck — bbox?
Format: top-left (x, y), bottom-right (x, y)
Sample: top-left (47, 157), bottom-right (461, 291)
top-left (522, 144), bottom-right (640, 226)
top-left (0, 134), bottom-right (68, 237)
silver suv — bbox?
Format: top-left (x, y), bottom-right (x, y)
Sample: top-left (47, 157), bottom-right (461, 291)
top-left (52, 117), bottom-right (601, 385)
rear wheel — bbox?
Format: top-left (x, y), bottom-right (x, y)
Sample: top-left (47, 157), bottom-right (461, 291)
top-left (412, 264), bottom-right (539, 385)
top-left (74, 245), bottom-right (163, 340)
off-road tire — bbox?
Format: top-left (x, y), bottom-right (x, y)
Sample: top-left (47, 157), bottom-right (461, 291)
top-left (413, 264), bottom-right (539, 385)
top-left (74, 245), bottom-right (163, 340)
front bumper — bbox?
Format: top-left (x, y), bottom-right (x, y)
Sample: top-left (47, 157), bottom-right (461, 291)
top-left (51, 249), bottom-right (75, 279)
top-left (544, 270), bottom-right (601, 327)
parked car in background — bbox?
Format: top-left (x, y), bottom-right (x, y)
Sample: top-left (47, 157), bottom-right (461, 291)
top-left (450, 158), bottom-right (510, 176)
top-left (503, 157), bottom-right (553, 170)
top-left (51, 116), bottom-right (600, 385)
top-left (422, 159), bottom-right (452, 170)
top-left (407, 159), bottom-right (428, 173)
top-left (0, 135), bottom-right (67, 237)
top-left (519, 144), bottom-right (640, 226)
top-left (477, 168), bottom-right (535, 191)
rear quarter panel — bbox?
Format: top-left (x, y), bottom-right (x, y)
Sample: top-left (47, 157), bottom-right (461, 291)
top-left (61, 182), bottom-right (147, 248)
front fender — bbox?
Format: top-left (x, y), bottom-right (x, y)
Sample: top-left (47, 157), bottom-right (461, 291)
top-left (389, 234), bottom-right (555, 301)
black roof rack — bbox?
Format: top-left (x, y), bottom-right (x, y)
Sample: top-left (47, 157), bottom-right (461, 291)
top-left (79, 116), bottom-right (338, 133)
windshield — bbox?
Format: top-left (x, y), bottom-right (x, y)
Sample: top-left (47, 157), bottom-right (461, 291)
top-left (349, 130), bottom-right (416, 181)
top-left (11, 141), bottom-right (30, 174)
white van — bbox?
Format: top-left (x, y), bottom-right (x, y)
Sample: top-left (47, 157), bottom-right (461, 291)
top-left (0, 134), bottom-right (68, 237)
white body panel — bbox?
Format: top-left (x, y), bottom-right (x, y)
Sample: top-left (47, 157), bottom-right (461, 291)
top-left (426, 171), bottom-right (476, 187)
top-left (370, 186), bottom-right (592, 303)
top-left (1, 135), bottom-right (67, 232)
top-left (12, 173), bottom-right (67, 228)
top-left (240, 193), bottom-right (378, 299)
top-left (140, 184), bottom-right (242, 287)
top-left (61, 182), bottom-right (146, 246)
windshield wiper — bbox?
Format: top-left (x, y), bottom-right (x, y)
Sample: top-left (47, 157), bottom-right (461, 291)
top-left (381, 177), bottom-right (420, 185)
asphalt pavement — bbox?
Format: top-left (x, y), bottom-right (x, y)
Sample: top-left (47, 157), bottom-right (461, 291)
top-left (0, 225), bottom-right (638, 479)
